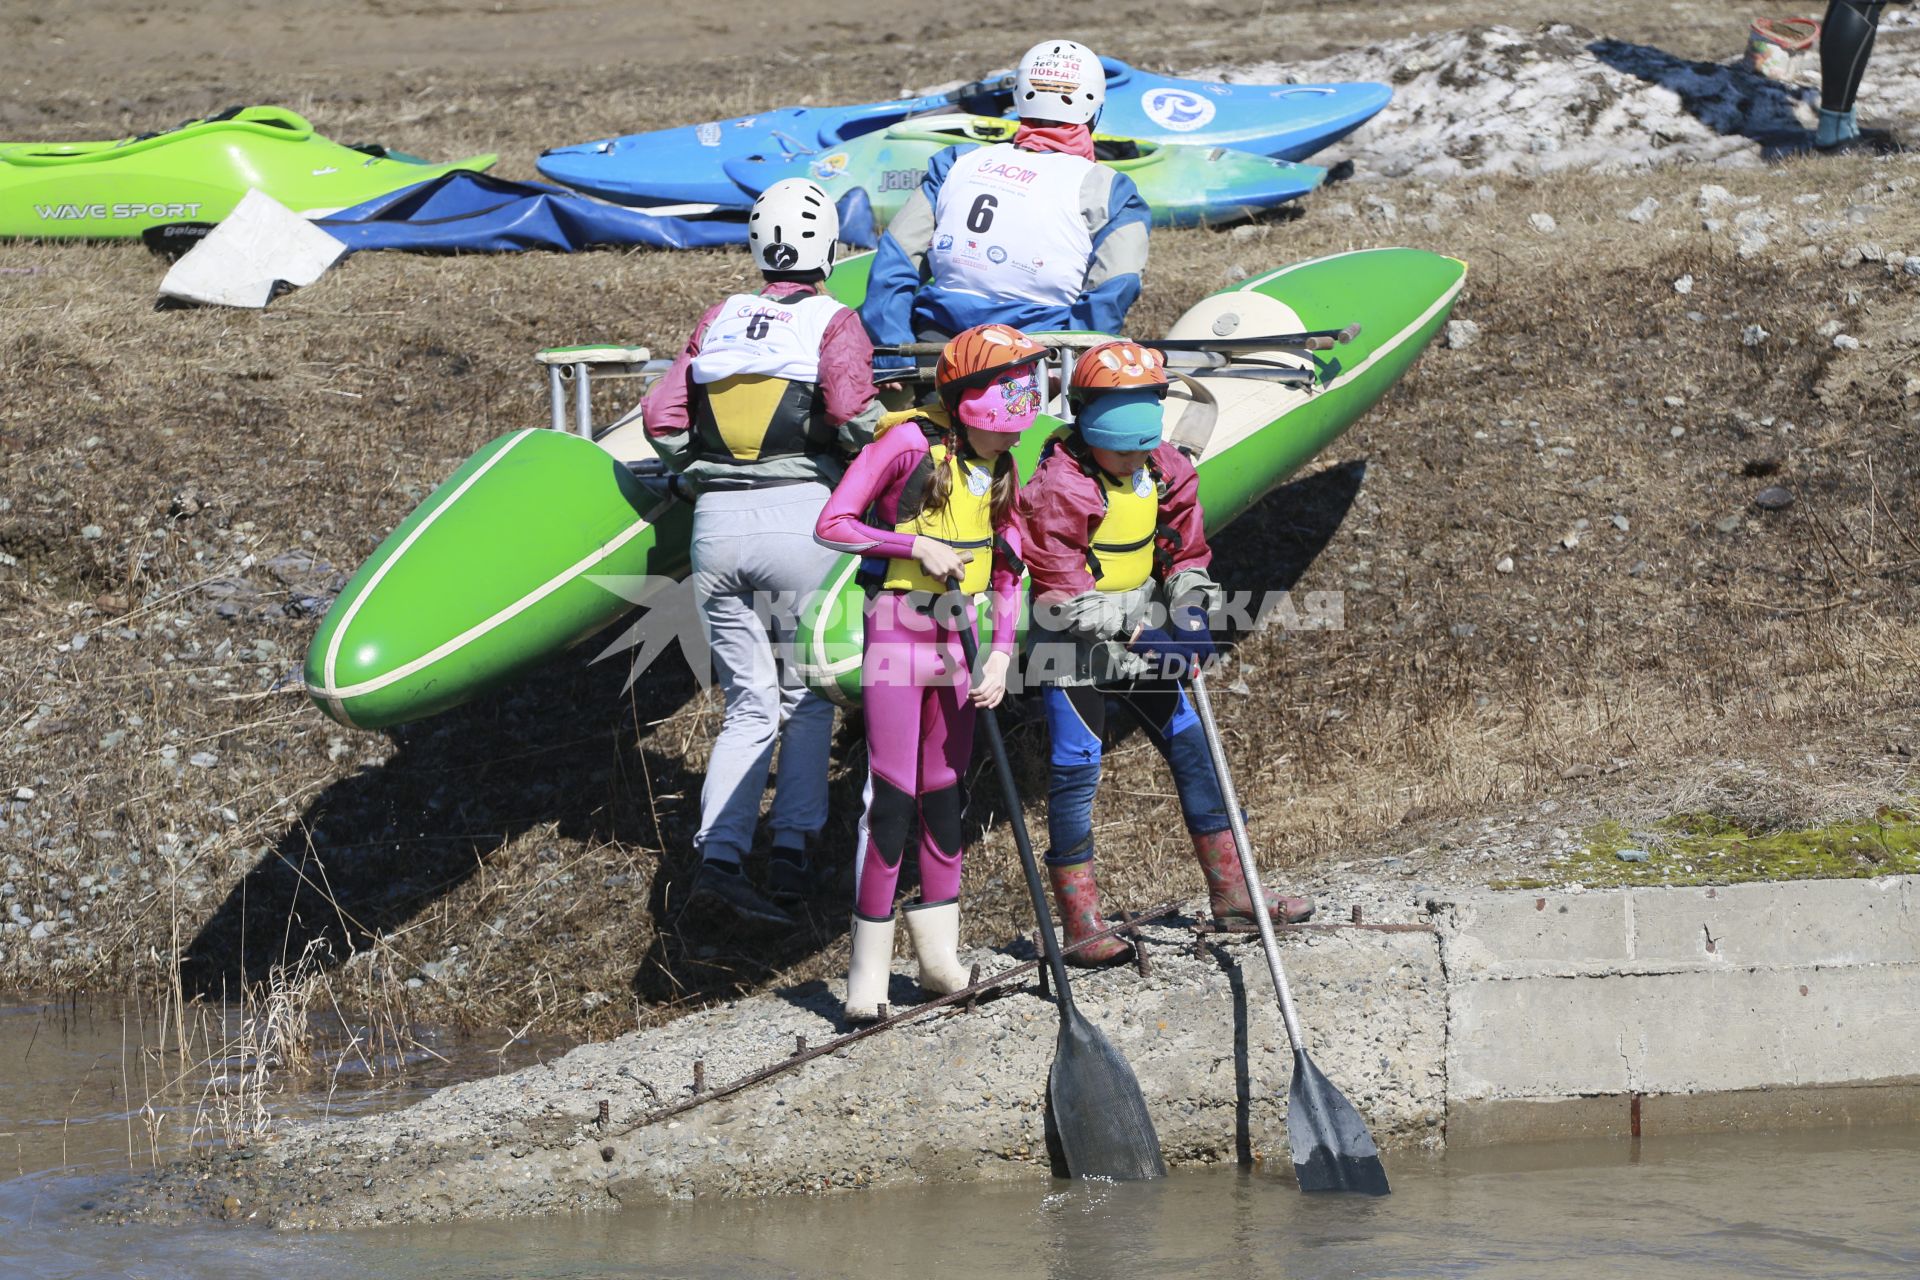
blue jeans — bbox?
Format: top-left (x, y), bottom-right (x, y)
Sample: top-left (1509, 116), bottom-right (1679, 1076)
top-left (1042, 680), bottom-right (1229, 863)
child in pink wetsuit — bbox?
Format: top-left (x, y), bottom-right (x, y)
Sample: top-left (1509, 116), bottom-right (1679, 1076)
top-left (814, 323), bottom-right (1045, 1022)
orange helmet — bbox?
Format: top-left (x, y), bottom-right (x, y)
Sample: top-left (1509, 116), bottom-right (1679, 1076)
top-left (1069, 340), bottom-right (1168, 398)
top-left (935, 323), bottom-right (1046, 407)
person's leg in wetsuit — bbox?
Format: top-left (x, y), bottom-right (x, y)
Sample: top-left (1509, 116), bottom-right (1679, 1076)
top-left (1815, 1), bottom-right (1896, 153)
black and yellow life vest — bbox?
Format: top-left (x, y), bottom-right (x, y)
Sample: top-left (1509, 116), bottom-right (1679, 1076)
top-left (1055, 433), bottom-right (1174, 594)
top-left (688, 375), bottom-right (836, 465)
top-left (685, 289), bottom-right (845, 466)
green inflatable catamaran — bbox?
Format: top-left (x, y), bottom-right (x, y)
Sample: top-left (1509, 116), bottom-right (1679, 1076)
top-left (305, 247), bottom-right (1465, 729)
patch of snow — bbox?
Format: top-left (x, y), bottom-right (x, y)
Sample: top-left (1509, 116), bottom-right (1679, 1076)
top-left (1196, 22), bottom-right (1920, 179)
top-left (1621, 196), bottom-right (1661, 223)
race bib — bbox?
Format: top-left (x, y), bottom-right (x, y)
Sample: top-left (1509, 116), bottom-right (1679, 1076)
top-left (691, 292), bottom-right (844, 385)
top-left (928, 144), bottom-right (1094, 307)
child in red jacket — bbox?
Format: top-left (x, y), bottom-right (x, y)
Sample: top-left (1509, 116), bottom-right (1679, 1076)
top-left (1019, 341), bottom-right (1313, 963)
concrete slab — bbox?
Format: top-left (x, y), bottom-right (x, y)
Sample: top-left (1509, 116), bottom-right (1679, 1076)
top-left (113, 875), bottom-right (1920, 1226)
top-left (1628, 877), bottom-right (1918, 969)
top-left (1441, 875), bottom-right (1919, 978)
top-left (1439, 890), bottom-right (1630, 980)
top-left (1449, 963), bottom-right (1920, 1098)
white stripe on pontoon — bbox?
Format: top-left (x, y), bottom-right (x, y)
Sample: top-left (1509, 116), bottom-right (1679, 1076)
top-left (317, 429), bottom-right (536, 723)
top-left (313, 503), bottom-right (660, 703)
top-left (1198, 264), bottom-right (1466, 462)
top-left (808, 559), bottom-right (864, 683)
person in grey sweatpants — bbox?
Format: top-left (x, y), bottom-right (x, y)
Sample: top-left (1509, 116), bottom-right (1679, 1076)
top-left (686, 487), bottom-right (843, 900)
top-left (641, 179), bottom-right (881, 929)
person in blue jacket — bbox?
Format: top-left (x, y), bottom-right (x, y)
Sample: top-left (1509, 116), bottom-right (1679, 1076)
top-left (860, 38), bottom-right (1152, 347)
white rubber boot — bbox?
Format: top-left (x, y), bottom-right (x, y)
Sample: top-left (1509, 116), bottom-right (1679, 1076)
top-left (902, 898), bottom-right (970, 996)
top-left (844, 912), bottom-right (896, 1023)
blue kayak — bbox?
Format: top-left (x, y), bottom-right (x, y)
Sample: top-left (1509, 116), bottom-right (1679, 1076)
top-left (538, 59), bottom-right (1389, 208)
top-left (721, 115), bottom-right (1325, 231)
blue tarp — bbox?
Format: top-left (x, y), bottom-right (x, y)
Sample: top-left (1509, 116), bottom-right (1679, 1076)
top-left (316, 172), bottom-right (877, 254)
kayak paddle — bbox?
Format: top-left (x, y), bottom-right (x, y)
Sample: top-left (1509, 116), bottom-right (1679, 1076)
top-left (1152, 322), bottom-right (1362, 353)
top-left (949, 581), bottom-right (1166, 1181)
top-left (874, 325), bottom-right (1359, 360)
top-left (1186, 669), bottom-right (1390, 1195)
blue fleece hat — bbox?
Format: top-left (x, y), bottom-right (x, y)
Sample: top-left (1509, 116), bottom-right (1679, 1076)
top-left (1075, 388), bottom-right (1164, 451)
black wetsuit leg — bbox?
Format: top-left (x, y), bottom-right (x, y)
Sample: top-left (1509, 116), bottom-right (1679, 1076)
top-left (1821, 0), bottom-right (1888, 113)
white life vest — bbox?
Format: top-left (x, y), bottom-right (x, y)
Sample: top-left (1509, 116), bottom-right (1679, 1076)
top-left (927, 144), bottom-right (1094, 308)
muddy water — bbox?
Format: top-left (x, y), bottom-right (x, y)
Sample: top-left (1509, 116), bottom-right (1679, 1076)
top-left (4, 1000), bottom-right (1918, 1280)
top-left (0, 997), bottom-right (561, 1181)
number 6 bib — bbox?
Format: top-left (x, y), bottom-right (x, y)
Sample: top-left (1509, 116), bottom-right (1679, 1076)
top-left (927, 144), bottom-right (1095, 309)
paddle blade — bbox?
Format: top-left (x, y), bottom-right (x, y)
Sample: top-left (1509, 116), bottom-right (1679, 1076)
top-left (1048, 1008), bottom-right (1166, 1181)
top-left (1286, 1049), bottom-right (1390, 1195)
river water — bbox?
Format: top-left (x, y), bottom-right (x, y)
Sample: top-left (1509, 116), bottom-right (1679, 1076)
top-left (3, 998), bottom-right (1917, 1279)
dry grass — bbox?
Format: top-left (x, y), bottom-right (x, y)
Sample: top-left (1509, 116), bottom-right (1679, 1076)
top-left (3, 6), bottom-right (1918, 1047)
top-left (52, 937), bottom-right (415, 1169)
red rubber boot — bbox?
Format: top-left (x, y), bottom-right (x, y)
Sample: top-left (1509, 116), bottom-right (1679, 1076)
top-left (1045, 855), bottom-right (1132, 967)
top-left (1191, 828), bottom-right (1314, 928)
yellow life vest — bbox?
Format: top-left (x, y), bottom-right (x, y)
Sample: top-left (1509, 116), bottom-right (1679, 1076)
top-left (882, 436), bottom-right (997, 597)
top-left (1087, 460), bottom-right (1165, 593)
top-left (689, 373), bottom-right (834, 464)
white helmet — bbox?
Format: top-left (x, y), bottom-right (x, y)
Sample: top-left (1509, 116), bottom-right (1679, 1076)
top-left (1014, 39), bottom-right (1105, 125)
top-left (748, 178), bottom-right (838, 274)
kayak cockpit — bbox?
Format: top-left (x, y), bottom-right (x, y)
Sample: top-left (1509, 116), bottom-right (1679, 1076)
top-left (818, 101), bottom-right (926, 147)
top-left (882, 114), bottom-right (1158, 165)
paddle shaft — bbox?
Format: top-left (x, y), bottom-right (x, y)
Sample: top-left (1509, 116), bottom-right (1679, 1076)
top-left (874, 329), bottom-right (1355, 359)
top-left (1186, 670), bottom-right (1306, 1051)
top-left (950, 604), bottom-right (1080, 1015)
top-left (1153, 322), bottom-right (1361, 353)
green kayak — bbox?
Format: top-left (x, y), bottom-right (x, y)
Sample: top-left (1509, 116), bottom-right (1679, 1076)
top-left (0, 105), bottom-right (496, 239)
top-left (723, 113), bottom-right (1327, 230)
top-left (305, 246), bottom-right (1464, 729)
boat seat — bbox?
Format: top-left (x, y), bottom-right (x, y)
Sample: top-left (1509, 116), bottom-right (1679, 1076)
top-left (534, 343), bottom-right (661, 439)
top-left (595, 404), bottom-right (655, 468)
top-left (1162, 374), bottom-right (1218, 458)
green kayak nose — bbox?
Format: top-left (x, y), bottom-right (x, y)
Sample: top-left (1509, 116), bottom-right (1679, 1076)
top-left (0, 105), bottom-right (496, 239)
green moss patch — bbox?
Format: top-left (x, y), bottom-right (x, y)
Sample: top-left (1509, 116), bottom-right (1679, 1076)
top-left (1495, 805), bottom-right (1920, 890)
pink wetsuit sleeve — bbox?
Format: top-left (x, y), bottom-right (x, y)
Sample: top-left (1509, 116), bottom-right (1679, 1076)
top-left (813, 425), bottom-right (925, 558)
top-left (988, 496), bottom-right (1025, 656)
top-left (640, 305), bottom-right (719, 437)
top-left (816, 307), bottom-right (879, 425)
top-left (1016, 453), bottom-right (1104, 604)
top-left (1154, 445), bottom-right (1211, 577)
